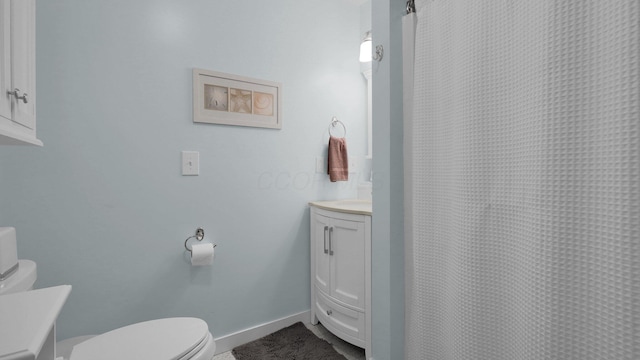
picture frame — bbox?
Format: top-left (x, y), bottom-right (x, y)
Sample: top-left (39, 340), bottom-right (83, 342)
top-left (193, 68), bottom-right (282, 129)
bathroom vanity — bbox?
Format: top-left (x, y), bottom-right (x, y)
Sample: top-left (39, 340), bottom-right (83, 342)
top-left (309, 200), bottom-right (371, 360)
top-left (0, 285), bottom-right (71, 360)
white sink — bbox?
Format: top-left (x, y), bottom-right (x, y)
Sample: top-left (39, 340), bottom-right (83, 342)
top-left (309, 199), bottom-right (372, 215)
top-left (335, 199), bottom-right (372, 210)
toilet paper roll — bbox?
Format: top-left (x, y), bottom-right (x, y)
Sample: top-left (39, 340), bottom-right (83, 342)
top-left (191, 243), bottom-right (214, 266)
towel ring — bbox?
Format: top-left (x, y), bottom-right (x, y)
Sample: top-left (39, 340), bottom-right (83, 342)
top-left (328, 117), bottom-right (347, 138)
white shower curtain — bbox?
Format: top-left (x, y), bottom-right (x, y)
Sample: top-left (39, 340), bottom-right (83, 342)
top-left (405, 1), bottom-right (639, 359)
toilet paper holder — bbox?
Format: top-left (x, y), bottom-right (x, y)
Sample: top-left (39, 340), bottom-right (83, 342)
top-left (184, 227), bottom-right (216, 254)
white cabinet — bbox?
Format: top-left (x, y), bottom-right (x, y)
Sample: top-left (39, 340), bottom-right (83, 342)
top-left (310, 204), bottom-right (371, 359)
top-left (0, 0), bottom-right (40, 146)
top-left (313, 212), bottom-right (366, 309)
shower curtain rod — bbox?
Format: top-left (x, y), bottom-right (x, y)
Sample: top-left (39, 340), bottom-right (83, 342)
top-left (406, 0), bottom-right (415, 14)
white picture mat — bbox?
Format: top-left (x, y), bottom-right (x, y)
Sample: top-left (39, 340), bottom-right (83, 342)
top-left (193, 68), bottom-right (282, 129)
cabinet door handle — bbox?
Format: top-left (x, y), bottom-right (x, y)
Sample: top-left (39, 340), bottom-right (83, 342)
top-left (323, 226), bottom-right (329, 254)
top-left (329, 227), bottom-right (334, 256)
top-left (7, 88), bottom-right (28, 104)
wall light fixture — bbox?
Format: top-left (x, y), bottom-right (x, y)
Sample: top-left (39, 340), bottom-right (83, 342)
top-left (359, 31), bottom-right (383, 62)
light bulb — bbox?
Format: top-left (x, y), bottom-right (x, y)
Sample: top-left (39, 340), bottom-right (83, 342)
top-left (359, 39), bottom-right (372, 62)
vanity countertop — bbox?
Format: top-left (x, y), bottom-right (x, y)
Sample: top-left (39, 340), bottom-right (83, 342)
top-left (309, 199), bottom-right (372, 215)
top-left (0, 285), bottom-right (71, 360)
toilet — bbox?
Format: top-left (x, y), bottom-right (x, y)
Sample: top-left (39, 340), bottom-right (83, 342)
top-left (0, 227), bottom-right (215, 359)
top-left (0, 262), bottom-right (216, 360)
top-left (68, 317), bottom-right (216, 360)
top-left (0, 258), bottom-right (216, 360)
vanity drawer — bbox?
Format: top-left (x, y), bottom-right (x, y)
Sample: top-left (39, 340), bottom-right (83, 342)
top-left (315, 288), bottom-right (365, 347)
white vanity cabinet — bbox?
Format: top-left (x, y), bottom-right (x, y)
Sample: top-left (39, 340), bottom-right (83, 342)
top-left (0, 0), bottom-right (39, 146)
top-left (309, 200), bottom-right (371, 359)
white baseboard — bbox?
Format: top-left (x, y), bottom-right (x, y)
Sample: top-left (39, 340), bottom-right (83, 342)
top-left (213, 310), bottom-right (310, 355)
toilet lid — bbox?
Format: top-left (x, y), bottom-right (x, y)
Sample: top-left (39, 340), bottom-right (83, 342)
top-left (69, 317), bottom-right (210, 360)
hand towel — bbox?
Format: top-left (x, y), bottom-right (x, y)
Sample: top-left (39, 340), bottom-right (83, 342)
top-left (328, 136), bottom-right (348, 182)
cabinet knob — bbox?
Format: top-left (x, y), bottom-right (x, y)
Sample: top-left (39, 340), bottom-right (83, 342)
top-left (7, 88), bottom-right (28, 104)
top-left (326, 309), bottom-right (333, 316)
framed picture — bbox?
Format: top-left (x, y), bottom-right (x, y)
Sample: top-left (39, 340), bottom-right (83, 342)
top-left (193, 68), bottom-right (282, 129)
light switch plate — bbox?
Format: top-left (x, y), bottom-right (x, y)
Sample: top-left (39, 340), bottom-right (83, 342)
top-left (182, 151), bottom-right (199, 176)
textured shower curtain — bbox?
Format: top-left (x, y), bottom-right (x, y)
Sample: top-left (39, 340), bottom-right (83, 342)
top-left (405, 1), bottom-right (639, 359)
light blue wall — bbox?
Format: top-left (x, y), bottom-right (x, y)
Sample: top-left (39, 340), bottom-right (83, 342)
top-left (0, 156), bottom-right (4, 219)
top-left (371, 0), bottom-right (404, 359)
top-left (0, 0), bottom-right (368, 341)
top-left (360, 1), bottom-right (372, 37)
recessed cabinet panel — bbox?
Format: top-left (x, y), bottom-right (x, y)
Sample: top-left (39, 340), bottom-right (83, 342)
top-left (10, 0), bottom-right (35, 130)
top-left (330, 218), bottom-right (365, 309)
top-left (0, 0), bottom-right (11, 122)
top-left (314, 214), bottom-right (331, 295)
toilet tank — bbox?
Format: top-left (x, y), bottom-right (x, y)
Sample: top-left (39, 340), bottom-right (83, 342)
top-left (0, 227), bottom-right (37, 295)
top-left (0, 260), bottom-right (37, 295)
top-left (0, 227), bottom-right (18, 278)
